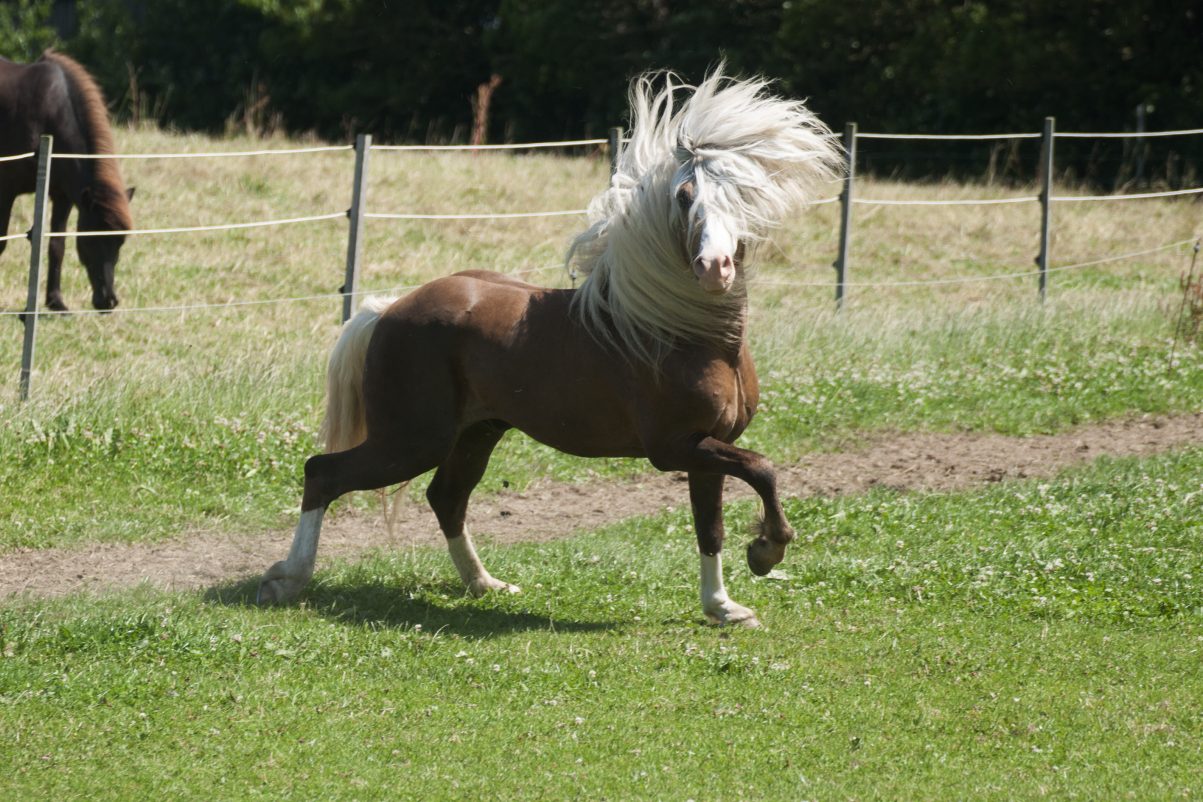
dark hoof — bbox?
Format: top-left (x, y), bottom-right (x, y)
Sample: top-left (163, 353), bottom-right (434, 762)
top-left (746, 536), bottom-right (786, 577)
top-left (47, 298), bottom-right (68, 313)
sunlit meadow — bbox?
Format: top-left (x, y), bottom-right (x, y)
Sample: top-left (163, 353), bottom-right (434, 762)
top-left (0, 125), bottom-right (1201, 799)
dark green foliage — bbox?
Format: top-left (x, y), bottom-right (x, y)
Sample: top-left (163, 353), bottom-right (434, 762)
top-left (0, 0), bottom-right (56, 61)
top-left (4, 0), bottom-right (1201, 178)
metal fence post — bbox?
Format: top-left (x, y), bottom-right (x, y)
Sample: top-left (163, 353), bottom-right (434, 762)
top-left (1037, 116), bottom-right (1055, 303)
top-left (834, 122), bottom-right (857, 310)
top-left (19, 135), bottom-right (53, 401)
top-left (608, 126), bottom-right (624, 177)
top-left (342, 133), bottom-right (371, 323)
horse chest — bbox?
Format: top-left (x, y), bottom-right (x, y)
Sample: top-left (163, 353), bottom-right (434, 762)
top-left (690, 363), bottom-right (757, 441)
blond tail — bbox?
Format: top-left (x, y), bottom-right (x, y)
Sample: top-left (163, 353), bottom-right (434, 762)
top-left (319, 297), bottom-right (397, 453)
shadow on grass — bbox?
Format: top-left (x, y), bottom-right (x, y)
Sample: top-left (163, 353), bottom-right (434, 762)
top-left (203, 575), bottom-right (620, 638)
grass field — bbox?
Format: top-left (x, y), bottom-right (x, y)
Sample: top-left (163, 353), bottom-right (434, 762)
top-left (2, 448), bottom-right (1200, 799)
top-left (1, 126), bottom-right (1201, 798)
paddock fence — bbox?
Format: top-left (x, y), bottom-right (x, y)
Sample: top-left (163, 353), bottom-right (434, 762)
top-left (5, 116), bottom-right (1202, 399)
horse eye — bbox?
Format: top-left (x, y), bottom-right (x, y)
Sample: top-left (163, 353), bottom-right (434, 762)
top-left (676, 187), bottom-right (692, 207)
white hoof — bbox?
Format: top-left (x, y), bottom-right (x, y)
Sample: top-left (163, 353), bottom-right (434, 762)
top-left (256, 561), bottom-right (309, 605)
top-left (703, 600), bottom-right (761, 628)
top-left (467, 575), bottom-right (522, 597)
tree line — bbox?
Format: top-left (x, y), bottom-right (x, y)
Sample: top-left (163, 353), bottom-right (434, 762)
top-left (3, 0), bottom-right (1200, 183)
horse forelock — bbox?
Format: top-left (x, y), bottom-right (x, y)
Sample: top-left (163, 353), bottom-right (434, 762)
top-left (42, 51), bottom-right (132, 231)
top-left (569, 65), bottom-right (843, 366)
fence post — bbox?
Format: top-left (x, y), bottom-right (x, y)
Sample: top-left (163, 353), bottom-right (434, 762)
top-left (834, 122), bottom-right (857, 310)
top-left (608, 126), bottom-right (624, 177)
top-left (19, 135), bottom-right (53, 401)
top-left (342, 133), bottom-right (371, 323)
top-left (1037, 116), bottom-right (1055, 303)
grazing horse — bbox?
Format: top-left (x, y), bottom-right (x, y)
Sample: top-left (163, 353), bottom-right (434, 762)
top-left (259, 69), bottom-right (843, 626)
top-left (0, 51), bottom-right (132, 311)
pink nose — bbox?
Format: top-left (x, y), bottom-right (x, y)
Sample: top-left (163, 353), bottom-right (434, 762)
top-left (693, 254), bottom-right (735, 293)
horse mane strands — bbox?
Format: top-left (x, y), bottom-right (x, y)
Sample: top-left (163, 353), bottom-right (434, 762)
top-left (569, 65), bottom-right (843, 367)
top-left (41, 50), bottom-right (132, 230)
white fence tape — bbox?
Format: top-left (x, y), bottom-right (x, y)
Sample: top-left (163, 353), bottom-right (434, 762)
top-left (1057, 127), bottom-right (1203, 139)
top-left (760, 238), bottom-right (1197, 289)
top-left (1052, 186), bottom-right (1203, 202)
top-left (366, 209), bottom-right (586, 221)
top-left (371, 139), bottom-right (606, 151)
top-left (52, 145), bottom-right (353, 160)
top-left (0, 151), bottom-right (35, 163)
top-left (46, 212), bottom-right (346, 238)
top-left (855, 195), bottom-right (1038, 207)
top-left (859, 126), bottom-right (1203, 141)
top-left (858, 132), bottom-right (1041, 141)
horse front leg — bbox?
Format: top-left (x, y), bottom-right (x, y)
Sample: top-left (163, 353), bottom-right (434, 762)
top-left (651, 435), bottom-right (795, 577)
top-left (45, 197), bottom-right (71, 312)
top-left (689, 472), bottom-right (760, 627)
top-left (0, 189), bottom-right (14, 259)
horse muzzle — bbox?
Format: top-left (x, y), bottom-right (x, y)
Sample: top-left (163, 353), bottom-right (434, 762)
top-left (693, 254), bottom-right (736, 294)
top-left (91, 291), bottom-right (119, 312)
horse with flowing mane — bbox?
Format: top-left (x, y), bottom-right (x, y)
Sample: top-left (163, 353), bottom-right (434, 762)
top-left (258, 68), bottom-right (843, 627)
top-left (0, 50), bottom-right (133, 311)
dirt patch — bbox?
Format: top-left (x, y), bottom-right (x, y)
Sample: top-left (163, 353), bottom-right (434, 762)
top-left (2, 413), bottom-right (1200, 599)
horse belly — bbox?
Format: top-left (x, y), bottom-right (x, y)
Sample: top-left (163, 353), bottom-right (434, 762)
top-left (459, 339), bottom-right (644, 459)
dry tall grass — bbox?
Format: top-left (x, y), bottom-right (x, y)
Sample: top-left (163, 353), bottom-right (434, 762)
top-left (0, 125), bottom-right (1198, 404)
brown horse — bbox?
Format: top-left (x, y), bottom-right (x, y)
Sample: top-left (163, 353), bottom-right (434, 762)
top-left (0, 51), bottom-right (133, 311)
top-left (259, 69), bottom-right (843, 626)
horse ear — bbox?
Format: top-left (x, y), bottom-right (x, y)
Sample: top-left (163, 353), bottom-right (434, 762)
top-left (126, 186), bottom-right (136, 202)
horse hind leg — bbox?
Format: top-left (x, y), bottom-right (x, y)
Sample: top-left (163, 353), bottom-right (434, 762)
top-left (426, 421), bottom-right (519, 596)
top-left (257, 434), bottom-right (449, 605)
top-left (0, 189), bottom-right (14, 259)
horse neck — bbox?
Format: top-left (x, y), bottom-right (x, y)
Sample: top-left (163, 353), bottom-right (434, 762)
top-left (48, 53), bottom-right (130, 226)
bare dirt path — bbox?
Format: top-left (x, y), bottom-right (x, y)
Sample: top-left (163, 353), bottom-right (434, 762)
top-left (3, 413), bottom-right (1200, 599)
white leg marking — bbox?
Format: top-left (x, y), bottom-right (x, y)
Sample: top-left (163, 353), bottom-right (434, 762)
top-left (700, 552), bottom-right (759, 627)
top-left (257, 508), bottom-right (325, 604)
top-left (448, 529), bottom-right (520, 597)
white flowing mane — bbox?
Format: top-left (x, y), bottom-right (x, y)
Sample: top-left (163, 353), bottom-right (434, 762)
top-left (568, 67), bottom-right (843, 366)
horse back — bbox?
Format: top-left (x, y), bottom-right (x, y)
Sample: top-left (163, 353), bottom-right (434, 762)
top-left (0, 57), bottom-right (77, 153)
top-left (0, 57), bottom-right (81, 195)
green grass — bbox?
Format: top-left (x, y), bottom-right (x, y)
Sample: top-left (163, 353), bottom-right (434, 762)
top-left (2, 448), bottom-right (1201, 799)
top-left (1, 292), bottom-right (1199, 552)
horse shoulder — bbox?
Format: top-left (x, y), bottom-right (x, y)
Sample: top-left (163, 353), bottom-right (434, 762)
top-left (10, 61), bottom-right (74, 144)
top-left (736, 342), bottom-right (760, 419)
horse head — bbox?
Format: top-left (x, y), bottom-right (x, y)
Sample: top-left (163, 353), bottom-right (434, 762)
top-left (75, 185), bottom-right (133, 311)
top-left (672, 174), bottom-right (745, 296)
top-left (569, 67), bottom-right (843, 366)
